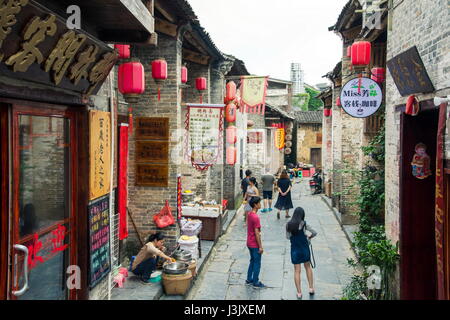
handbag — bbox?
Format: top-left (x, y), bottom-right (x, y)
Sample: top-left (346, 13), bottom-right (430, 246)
top-left (153, 201), bottom-right (175, 229)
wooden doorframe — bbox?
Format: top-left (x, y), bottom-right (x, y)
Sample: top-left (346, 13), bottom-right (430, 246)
top-left (0, 98), bottom-right (89, 300)
top-left (444, 171), bottom-right (450, 299)
top-left (0, 103), bottom-right (9, 300)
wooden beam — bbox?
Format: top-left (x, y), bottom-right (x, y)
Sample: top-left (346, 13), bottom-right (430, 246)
top-left (183, 48), bottom-right (210, 65)
top-left (155, 0), bottom-right (177, 23)
top-left (341, 25), bottom-right (362, 41)
top-left (184, 32), bottom-right (208, 55)
top-left (155, 17), bottom-right (178, 37)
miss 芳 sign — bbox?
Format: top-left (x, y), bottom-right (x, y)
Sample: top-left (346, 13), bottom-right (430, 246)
top-left (340, 77), bottom-right (383, 118)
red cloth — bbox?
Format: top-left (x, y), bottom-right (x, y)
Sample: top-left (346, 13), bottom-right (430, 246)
top-left (247, 212), bottom-right (261, 248)
top-left (118, 125), bottom-right (129, 240)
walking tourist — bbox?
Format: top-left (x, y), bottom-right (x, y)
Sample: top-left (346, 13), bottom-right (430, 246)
top-left (286, 207), bottom-right (318, 299)
top-left (274, 170), bottom-right (294, 219)
top-left (244, 177), bottom-right (259, 223)
top-left (261, 169), bottom-right (275, 213)
top-left (241, 169), bottom-right (252, 197)
top-left (131, 233), bottom-right (175, 284)
top-left (246, 197), bottom-right (266, 288)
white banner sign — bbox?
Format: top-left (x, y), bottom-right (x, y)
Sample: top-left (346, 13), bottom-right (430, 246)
top-left (340, 77), bottom-right (383, 118)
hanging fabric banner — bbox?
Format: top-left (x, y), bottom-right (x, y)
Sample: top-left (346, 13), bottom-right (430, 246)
top-left (185, 104), bottom-right (225, 171)
top-left (435, 102), bottom-right (447, 300)
top-left (240, 76), bottom-right (269, 115)
top-left (118, 124), bottom-right (129, 240)
top-left (275, 128), bottom-right (285, 150)
top-left (177, 175), bottom-right (183, 221)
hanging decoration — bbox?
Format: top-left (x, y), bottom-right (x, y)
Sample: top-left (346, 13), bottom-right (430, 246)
top-left (336, 97), bottom-right (342, 107)
top-left (181, 65), bottom-right (188, 84)
top-left (226, 146), bottom-right (237, 165)
top-left (324, 108), bottom-right (332, 117)
top-left (405, 95), bottom-right (420, 116)
top-left (411, 143), bottom-right (431, 180)
top-left (196, 77), bottom-right (207, 103)
top-left (128, 107), bottom-right (133, 135)
top-left (351, 41), bottom-right (372, 66)
top-left (115, 44), bottom-right (130, 59)
top-left (226, 126), bottom-right (237, 144)
top-left (118, 59), bottom-right (145, 103)
top-left (275, 128), bottom-right (285, 150)
top-left (177, 175), bottom-right (183, 222)
top-left (285, 141), bottom-right (292, 148)
top-left (118, 124), bottom-right (129, 240)
top-left (225, 103), bottom-right (237, 123)
top-left (240, 76), bottom-right (269, 115)
top-left (371, 67), bottom-right (386, 83)
top-left (347, 45), bottom-right (352, 58)
top-left (152, 58), bottom-right (168, 101)
top-left (225, 81), bottom-right (237, 103)
top-left (285, 148), bottom-right (292, 155)
top-left (185, 104), bottom-right (224, 171)
top-left (340, 77), bottom-right (383, 118)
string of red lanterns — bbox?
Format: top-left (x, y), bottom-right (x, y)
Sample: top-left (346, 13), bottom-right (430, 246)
top-left (225, 81), bottom-right (237, 166)
top-left (196, 77), bottom-right (207, 103)
top-left (152, 58), bottom-right (168, 101)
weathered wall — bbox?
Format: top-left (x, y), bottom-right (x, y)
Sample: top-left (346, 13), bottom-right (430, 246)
top-left (296, 123), bottom-right (322, 165)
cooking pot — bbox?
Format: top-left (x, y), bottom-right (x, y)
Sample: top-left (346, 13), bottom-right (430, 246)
top-left (163, 262), bottom-right (189, 275)
top-left (173, 249), bottom-right (192, 262)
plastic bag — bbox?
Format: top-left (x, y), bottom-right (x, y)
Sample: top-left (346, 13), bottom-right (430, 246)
top-left (153, 201), bottom-right (175, 228)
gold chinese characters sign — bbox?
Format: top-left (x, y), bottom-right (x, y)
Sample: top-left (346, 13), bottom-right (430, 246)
top-left (0, 1), bottom-right (118, 95)
top-left (89, 110), bottom-right (111, 200)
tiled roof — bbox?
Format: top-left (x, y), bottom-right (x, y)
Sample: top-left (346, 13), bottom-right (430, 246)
top-left (266, 104), bottom-right (295, 120)
top-left (295, 111), bottom-right (323, 124)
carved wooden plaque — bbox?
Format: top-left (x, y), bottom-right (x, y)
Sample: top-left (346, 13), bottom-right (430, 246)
top-left (136, 140), bottom-right (169, 163)
top-left (135, 117), bottom-right (169, 140)
top-left (135, 164), bottom-right (169, 187)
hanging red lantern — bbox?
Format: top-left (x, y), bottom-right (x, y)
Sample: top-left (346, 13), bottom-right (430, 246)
top-left (324, 108), bottom-right (332, 117)
top-left (114, 44), bottom-right (130, 59)
top-left (225, 81), bottom-right (237, 103)
top-left (152, 58), bottom-right (168, 101)
top-left (336, 97), bottom-right (342, 107)
top-left (351, 41), bottom-right (372, 66)
top-left (118, 60), bottom-right (145, 103)
top-left (196, 77), bottom-right (207, 103)
top-left (181, 65), bottom-right (188, 84)
top-left (371, 67), bottom-right (386, 83)
top-left (226, 146), bottom-right (237, 165)
top-left (225, 103), bottom-right (237, 123)
top-left (347, 45), bottom-right (352, 58)
top-left (226, 126), bottom-right (237, 144)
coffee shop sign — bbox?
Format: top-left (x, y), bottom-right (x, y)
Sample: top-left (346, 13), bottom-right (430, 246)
top-left (340, 77), bottom-right (383, 118)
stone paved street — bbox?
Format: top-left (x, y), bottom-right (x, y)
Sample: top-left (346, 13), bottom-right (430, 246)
top-left (188, 179), bottom-right (356, 300)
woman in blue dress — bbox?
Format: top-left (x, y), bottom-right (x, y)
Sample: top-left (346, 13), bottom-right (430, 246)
top-left (286, 207), bottom-right (318, 299)
top-left (274, 170), bottom-right (294, 219)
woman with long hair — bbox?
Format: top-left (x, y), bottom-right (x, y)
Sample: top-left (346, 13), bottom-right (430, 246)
top-left (243, 177), bottom-right (259, 223)
top-left (286, 207), bottom-right (318, 299)
top-left (274, 170), bottom-right (294, 219)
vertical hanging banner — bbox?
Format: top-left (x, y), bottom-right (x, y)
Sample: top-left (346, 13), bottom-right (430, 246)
top-left (435, 103), bottom-right (447, 300)
top-left (240, 76), bottom-right (269, 115)
top-left (185, 104), bottom-right (225, 171)
top-left (275, 128), bottom-right (285, 150)
top-left (118, 124), bottom-right (129, 240)
top-left (177, 175), bottom-right (183, 221)
top-left (89, 110), bottom-right (111, 201)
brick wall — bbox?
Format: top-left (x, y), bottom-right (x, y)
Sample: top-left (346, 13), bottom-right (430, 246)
top-left (296, 123), bottom-right (322, 164)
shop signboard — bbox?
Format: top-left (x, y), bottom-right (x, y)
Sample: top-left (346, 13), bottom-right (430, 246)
top-left (88, 195), bottom-right (111, 288)
top-left (387, 46), bottom-right (435, 97)
top-left (135, 117), bottom-right (170, 140)
top-left (89, 110), bottom-right (111, 200)
top-left (340, 77), bottom-right (383, 118)
top-left (135, 163), bottom-right (169, 187)
top-left (247, 129), bottom-right (265, 166)
top-left (185, 104), bottom-right (224, 171)
top-left (0, 1), bottom-right (118, 95)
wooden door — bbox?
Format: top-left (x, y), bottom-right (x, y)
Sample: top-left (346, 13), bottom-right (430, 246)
top-left (400, 109), bottom-right (438, 300)
top-left (9, 104), bottom-right (77, 300)
top-left (310, 148), bottom-right (322, 169)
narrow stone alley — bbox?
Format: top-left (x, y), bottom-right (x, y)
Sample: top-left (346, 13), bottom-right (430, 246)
top-left (188, 180), bottom-right (356, 300)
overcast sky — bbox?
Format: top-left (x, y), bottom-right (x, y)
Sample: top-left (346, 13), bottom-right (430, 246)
top-left (188, 0), bottom-right (349, 87)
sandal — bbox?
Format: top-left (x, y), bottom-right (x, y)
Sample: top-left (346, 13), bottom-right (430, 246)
top-left (297, 293), bottom-right (303, 299)
top-left (309, 288), bottom-right (315, 295)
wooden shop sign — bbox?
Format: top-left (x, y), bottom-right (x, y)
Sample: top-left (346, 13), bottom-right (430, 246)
top-left (0, 0), bottom-right (118, 95)
top-left (135, 117), bottom-right (169, 140)
top-left (387, 46), bottom-right (435, 96)
top-left (135, 163), bottom-right (169, 187)
top-left (136, 140), bottom-right (169, 163)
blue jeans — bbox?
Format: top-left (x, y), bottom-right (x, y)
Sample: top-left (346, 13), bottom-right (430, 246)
top-left (133, 257), bottom-right (158, 280)
top-left (247, 247), bottom-right (262, 284)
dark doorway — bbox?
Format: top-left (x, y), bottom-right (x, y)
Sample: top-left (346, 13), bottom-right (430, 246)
top-left (400, 108), bottom-right (438, 300)
top-left (310, 148), bottom-right (322, 169)
top-left (0, 104), bottom-right (8, 300)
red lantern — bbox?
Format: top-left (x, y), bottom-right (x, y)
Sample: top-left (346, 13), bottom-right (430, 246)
top-left (347, 46), bottom-right (352, 58)
top-left (226, 126), bottom-right (237, 144)
top-left (225, 81), bottom-right (237, 103)
top-left (181, 65), bottom-right (188, 84)
top-left (336, 97), bottom-right (341, 107)
top-left (115, 44), bottom-right (130, 59)
top-left (118, 60), bottom-right (145, 103)
top-left (226, 146), bottom-right (237, 165)
top-left (152, 58), bottom-right (168, 101)
top-left (324, 108), bottom-right (332, 117)
top-left (196, 77), bottom-right (207, 103)
top-left (351, 41), bottom-right (371, 66)
top-left (225, 103), bottom-right (237, 123)
top-left (371, 67), bottom-right (386, 83)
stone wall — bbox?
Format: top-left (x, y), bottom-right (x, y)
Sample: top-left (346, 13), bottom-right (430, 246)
top-left (296, 123), bottom-right (322, 165)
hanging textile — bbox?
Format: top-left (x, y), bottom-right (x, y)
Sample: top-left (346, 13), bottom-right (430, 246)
top-left (435, 102), bottom-right (448, 300)
top-left (240, 76), bottom-right (269, 115)
top-left (118, 124), bottom-right (129, 240)
top-left (177, 175), bottom-right (183, 221)
top-left (275, 128), bottom-right (285, 150)
top-left (185, 104), bottom-right (224, 171)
